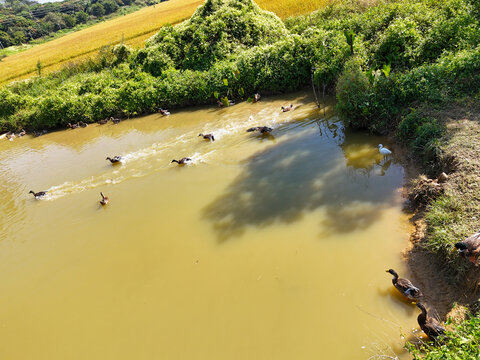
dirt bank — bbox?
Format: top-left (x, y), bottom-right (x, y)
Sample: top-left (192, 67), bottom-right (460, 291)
top-left (402, 104), bottom-right (480, 321)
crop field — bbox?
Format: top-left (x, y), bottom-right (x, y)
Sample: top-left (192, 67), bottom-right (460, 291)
top-left (0, 0), bottom-right (327, 85)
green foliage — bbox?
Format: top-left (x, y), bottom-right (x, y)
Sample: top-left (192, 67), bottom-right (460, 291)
top-left (397, 109), bottom-right (444, 166)
top-left (406, 313), bottom-right (480, 359)
top-left (145, 0), bottom-right (289, 71)
top-left (89, 3), bottom-right (105, 17)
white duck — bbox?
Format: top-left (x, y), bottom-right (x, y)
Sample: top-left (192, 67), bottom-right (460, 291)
top-left (378, 144), bottom-right (392, 155)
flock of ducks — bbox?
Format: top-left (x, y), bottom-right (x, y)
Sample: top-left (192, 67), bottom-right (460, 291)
top-left (27, 95), bottom-right (292, 206)
top-left (24, 96), bottom-right (480, 344)
top-left (387, 231), bottom-right (480, 341)
top-left (386, 268), bottom-right (445, 340)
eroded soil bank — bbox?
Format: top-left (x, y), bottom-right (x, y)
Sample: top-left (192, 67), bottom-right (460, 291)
top-left (402, 104), bottom-right (480, 324)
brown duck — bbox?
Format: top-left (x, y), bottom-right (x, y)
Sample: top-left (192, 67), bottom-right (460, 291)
top-left (455, 231), bottom-right (480, 266)
top-left (106, 156), bottom-right (122, 164)
top-left (247, 126), bottom-right (273, 134)
top-left (386, 269), bottom-right (423, 301)
top-left (281, 104), bottom-right (294, 112)
top-left (29, 190), bottom-right (47, 199)
top-left (198, 133), bottom-right (215, 141)
top-left (171, 157), bottom-right (191, 165)
top-left (99, 192), bottom-right (109, 205)
top-left (416, 302), bottom-right (445, 340)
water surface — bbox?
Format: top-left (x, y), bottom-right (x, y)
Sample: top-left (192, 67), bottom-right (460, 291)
top-left (0, 93), bottom-right (418, 359)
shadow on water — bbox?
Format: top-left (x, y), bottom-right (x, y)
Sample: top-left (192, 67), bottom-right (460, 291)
top-left (203, 116), bottom-right (404, 242)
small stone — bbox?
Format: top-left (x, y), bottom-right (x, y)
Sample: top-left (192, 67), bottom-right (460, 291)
top-left (437, 172), bottom-right (449, 183)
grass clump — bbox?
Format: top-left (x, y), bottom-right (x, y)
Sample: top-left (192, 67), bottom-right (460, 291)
top-left (406, 312), bottom-right (480, 359)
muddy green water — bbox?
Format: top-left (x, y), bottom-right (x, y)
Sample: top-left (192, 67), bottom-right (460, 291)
top-left (0, 92), bottom-right (419, 359)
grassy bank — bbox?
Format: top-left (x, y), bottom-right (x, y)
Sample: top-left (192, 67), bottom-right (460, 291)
top-left (403, 106), bottom-right (480, 358)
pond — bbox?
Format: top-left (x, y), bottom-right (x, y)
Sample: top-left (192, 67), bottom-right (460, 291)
top-left (0, 92), bottom-right (418, 359)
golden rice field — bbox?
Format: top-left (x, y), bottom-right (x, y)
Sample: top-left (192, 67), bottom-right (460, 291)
top-left (0, 0), bottom-right (328, 85)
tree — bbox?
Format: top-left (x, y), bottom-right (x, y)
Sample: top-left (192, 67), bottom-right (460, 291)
top-left (75, 11), bottom-right (89, 24)
top-left (89, 3), bottom-right (105, 17)
top-left (102, 0), bottom-right (118, 14)
top-left (0, 31), bottom-right (13, 47)
top-left (44, 12), bottom-right (66, 31)
top-left (62, 14), bottom-right (76, 28)
top-left (11, 30), bottom-right (26, 44)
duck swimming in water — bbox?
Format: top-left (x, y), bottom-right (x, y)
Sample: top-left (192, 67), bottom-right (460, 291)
top-left (281, 104), bottom-right (294, 112)
top-left (416, 302), bottom-right (445, 340)
top-left (78, 121), bottom-right (88, 128)
top-left (99, 192), bottom-right (109, 206)
top-left (247, 126), bottom-right (273, 134)
top-left (110, 117), bottom-right (120, 124)
top-left (67, 122), bottom-right (79, 129)
top-left (98, 118), bottom-right (108, 125)
top-left (254, 93), bottom-right (261, 102)
top-left (106, 156), bottom-right (122, 164)
top-left (29, 190), bottom-right (47, 199)
top-left (198, 133), bottom-right (215, 141)
top-left (378, 144), bottom-right (392, 155)
top-left (158, 107), bottom-right (170, 116)
top-left (386, 269), bottom-right (423, 301)
top-left (171, 157), bottom-right (192, 165)
top-left (455, 231), bottom-right (480, 266)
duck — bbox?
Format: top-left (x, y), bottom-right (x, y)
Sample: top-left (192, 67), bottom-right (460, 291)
top-left (29, 190), bottom-right (47, 199)
top-left (106, 156), bottom-right (122, 164)
top-left (416, 302), bottom-right (445, 340)
top-left (378, 144), bottom-right (392, 155)
top-left (67, 122), bottom-right (79, 129)
top-left (17, 129), bottom-right (26, 137)
top-left (110, 117), bottom-right (120, 124)
top-left (386, 269), bottom-right (423, 301)
top-left (281, 104), bottom-right (294, 112)
top-left (98, 118), bottom-right (108, 125)
top-left (5, 132), bottom-right (15, 141)
top-left (78, 121), bottom-right (88, 128)
top-left (247, 126), bottom-right (273, 134)
top-left (171, 157), bottom-right (192, 165)
top-left (158, 107), bottom-right (171, 116)
top-left (33, 130), bottom-right (48, 137)
top-left (99, 192), bottom-right (109, 206)
top-left (198, 133), bottom-right (215, 141)
top-left (254, 93), bottom-right (261, 102)
top-left (455, 231), bottom-right (480, 266)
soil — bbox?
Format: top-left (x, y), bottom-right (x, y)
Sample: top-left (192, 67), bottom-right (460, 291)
top-left (400, 103), bottom-right (480, 321)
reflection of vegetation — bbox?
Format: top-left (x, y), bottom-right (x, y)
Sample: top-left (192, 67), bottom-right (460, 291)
top-left (203, 119), bottom-right (402, 241)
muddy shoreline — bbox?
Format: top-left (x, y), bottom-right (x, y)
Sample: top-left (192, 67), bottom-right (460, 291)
top-left (398, 111), bottom-right (480, 325)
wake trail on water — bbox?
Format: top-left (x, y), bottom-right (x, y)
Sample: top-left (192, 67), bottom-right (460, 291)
top-left (44, 112), bottom-right (282, 200)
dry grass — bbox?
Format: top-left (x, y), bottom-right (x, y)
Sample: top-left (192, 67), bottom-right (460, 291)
top-left (0, 0), bottom-right (202, 84)
top-left (0, 0), bottom-right (329, 85)
top-left (257, 0), bottom-right (328, 19)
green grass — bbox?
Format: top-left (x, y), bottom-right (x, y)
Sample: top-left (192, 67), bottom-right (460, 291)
top-left (406, 311), bottom-right (480, 359)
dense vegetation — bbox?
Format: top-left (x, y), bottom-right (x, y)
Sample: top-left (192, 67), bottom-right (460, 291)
top-left (0, 0), bottom-right (166, 48)
top-left (1, 0), bottom-right (479, 134)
